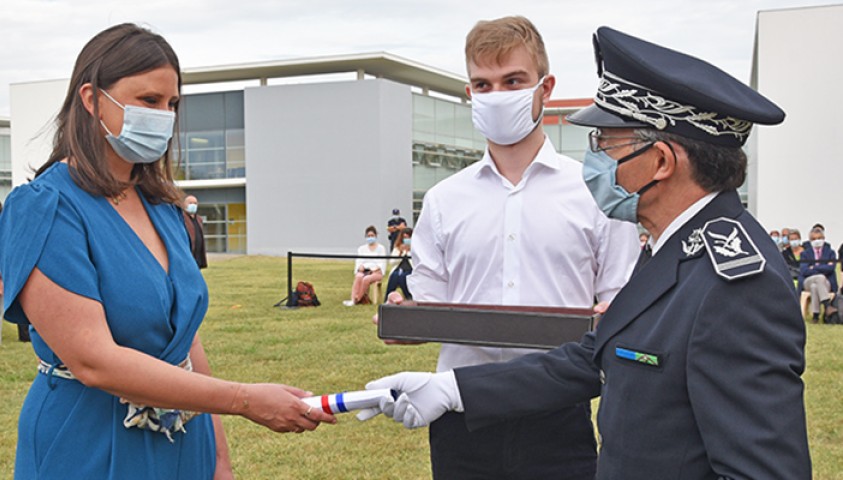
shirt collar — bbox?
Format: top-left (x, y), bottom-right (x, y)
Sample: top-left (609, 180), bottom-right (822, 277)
top-left (651, 191), bottom-right (719, 255)
top-left (474, 136), bottom-right (562, 181)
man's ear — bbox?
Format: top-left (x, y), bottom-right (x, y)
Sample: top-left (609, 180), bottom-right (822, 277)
top-left (79, 83), bottom-right (97, 116)
top-left (540, 75), bottom-right (556, 104)
top-left (464, 84), bottom-right (472, 100)
top-left (652, 141), bottom-right (678, 181)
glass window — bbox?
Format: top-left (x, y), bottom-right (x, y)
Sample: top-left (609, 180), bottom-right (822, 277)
top-left (226, 129), bottom-right (245, 178)
top-left (454, 103), bottom-right (474, 149)
top-left (412, 94), bottom-right (485, 223)
top-left (193, 202), bottom-right (247, 253)
top-left (182, 93), bottom-right (225, 131)
top-left (224, 91), bottom-right (245, 129)
top-left (198, 204), bottom-right (227, 253)
top-left (434, 100), bottom-right (455, 146)
top-left (0, 135), bottom-right (10, 168)
top-left (177, 91), bottom-right (245, 180)
top-left (413, 95), bottom-right (435, 134)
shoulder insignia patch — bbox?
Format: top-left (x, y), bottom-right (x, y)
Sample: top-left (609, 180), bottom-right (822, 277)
top-left (701, 217), bottom-right (765, 281)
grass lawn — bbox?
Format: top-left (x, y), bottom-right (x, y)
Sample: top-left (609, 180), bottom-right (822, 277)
top-left (0, 255), bottom-right (841, 478)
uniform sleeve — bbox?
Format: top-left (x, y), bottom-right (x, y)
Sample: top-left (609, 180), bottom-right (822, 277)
top-left (687, 274), bottom-right (811, 479)
top-left (455, 332), bottom-right (602, 431)
top-left (594, 215), bottom-right (638, 302)
top-left (406, 191), bottom-right (449, 302)
top-left (0, 183), bottom-right (101, 325)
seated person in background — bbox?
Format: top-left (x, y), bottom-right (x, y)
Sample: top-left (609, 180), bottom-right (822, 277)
top-left (780, 227), bottom-right (790, 251)
top-left (799, 227), bottom-right (838, 322)
top-left (769, 229), bottom-right (781, 249)
top-left (345, 225), bottom-right (387, 305)
top-left (384, 228), bottom-right (413, 301)
top-left (782, 229), bottom-right (803, 284)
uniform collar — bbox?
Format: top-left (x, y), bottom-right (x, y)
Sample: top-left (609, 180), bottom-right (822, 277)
top-left (651, 191), bottom-right (719, 255)
top-left (474, 136), bottom-right (562, 182)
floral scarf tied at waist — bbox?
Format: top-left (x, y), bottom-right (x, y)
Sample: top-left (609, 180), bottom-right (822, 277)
top-left (39, 356), bottom-right (199, 443)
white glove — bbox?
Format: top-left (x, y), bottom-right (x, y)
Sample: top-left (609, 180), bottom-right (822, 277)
top-left (361, 371), bottom-right (463, 428)
top-left (355, 393), bottom-right (395, 421)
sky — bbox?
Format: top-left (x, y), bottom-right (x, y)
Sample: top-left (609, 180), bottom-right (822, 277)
top-left (0, 0), bottom-right (835, 117)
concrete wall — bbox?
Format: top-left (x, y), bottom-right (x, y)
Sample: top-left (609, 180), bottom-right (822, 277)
top-left (753, 5), bottom-right (843, 246)
top-left (9, 79), bottom-right (68, 185)
top-left (244, 78), bottom-right (413, 255)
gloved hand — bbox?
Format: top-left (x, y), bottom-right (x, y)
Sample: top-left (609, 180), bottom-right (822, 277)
top-left (355, 392), bottom-right (396, 421)
top-left (358, 371), bottom-right (463, 428)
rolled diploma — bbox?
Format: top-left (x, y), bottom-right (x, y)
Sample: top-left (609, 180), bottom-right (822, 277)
top-left (302, 389), bottom-right (396, 414)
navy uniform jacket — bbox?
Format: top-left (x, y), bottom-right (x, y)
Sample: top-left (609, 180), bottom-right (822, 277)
top-left (455, 191), bottom-right (811, 479)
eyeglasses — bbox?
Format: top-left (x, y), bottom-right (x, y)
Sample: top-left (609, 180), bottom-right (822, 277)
top-left (588, 128), bottom-right (647, 153)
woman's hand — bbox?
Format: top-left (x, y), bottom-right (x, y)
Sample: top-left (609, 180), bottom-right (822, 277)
top-left (234, 383), bottom-right (336, 433)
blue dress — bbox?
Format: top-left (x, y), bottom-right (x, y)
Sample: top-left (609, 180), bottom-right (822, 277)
top-left (0, 163), bottom-right (216, 479)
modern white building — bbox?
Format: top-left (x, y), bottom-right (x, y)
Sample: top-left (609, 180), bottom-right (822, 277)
top-left (13, 15), bottom-right (815, 256)
top-left (9, 52), bottom-right (591, 255)
top-left (751, 4), bottom-right (843, 246)
top-left (0, 116), bottom-right (10, 201)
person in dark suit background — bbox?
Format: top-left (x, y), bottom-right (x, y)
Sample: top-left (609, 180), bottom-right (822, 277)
top-left (182, 195), bottom-right (207, 269)
top-left (783, 228), bottom-right (804, 285)
top-left (366, 26), bottom-right (811, 479)
top-left (799, 226), bottom-right (837, 322)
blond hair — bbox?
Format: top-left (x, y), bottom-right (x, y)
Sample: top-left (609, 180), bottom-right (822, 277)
top-left (465, 16), bottom-right (549, 77)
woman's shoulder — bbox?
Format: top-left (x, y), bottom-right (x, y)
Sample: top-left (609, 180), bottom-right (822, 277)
top-left (10, 163), bottom-right (84, 204)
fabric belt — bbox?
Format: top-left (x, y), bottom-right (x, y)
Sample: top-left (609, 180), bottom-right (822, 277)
top-left (37, 360), bottom-right (76, 380)
top-left (37, 356), bottom-right (197, 443)
top-left (37, 356), bottom-right (192, 381)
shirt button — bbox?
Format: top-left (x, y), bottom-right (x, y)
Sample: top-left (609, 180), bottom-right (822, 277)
top-left (507, 281), bottom-right (515, 288)
top-left (508, 233), bottom-right (516, 241)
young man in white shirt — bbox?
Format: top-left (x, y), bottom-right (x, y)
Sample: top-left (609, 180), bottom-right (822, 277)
top-left (391, 16), bottom-right (638, 479)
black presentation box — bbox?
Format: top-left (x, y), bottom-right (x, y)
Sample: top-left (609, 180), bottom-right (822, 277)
top-left (377, 302), bottom-right (595, 349)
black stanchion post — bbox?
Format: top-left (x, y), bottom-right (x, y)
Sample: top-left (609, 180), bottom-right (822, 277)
top-left (273, 251), bottom-right (403, 308)
top-left (286, 251), bottom-right (294, 307)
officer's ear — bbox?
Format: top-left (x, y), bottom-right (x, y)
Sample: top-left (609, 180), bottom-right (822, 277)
top-left (652, 141), bottom-right (678, 182)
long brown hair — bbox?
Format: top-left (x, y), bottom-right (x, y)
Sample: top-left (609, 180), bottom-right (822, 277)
top-left (37, 23), bottom-right (183, 204)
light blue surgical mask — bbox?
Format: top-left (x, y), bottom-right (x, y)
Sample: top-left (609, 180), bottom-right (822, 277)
top-left (790, 239), bottom-right (801, 248)
top-left (402, 238), bottom-right (411, 246)
top-left (185, 203), bottom-right (198, 215)
top-left (100, 89), bottom-right (175, 164)
top-left (771, 235), bottom-right (780, 244)
top-left (366, 237), bottom-right (377, 245)
top-left (582, 142), bottom-right (656, 223)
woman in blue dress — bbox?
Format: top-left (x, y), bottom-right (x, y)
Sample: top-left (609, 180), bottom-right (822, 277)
top-left (0, 24), bottom-right (335, 479)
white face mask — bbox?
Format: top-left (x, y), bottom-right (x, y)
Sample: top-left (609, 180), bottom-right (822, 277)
top-left (811, 239), bottom-right (825, 249)
top-left (470, 76), bottom-right (546, 145)
top-left (100, 89), bottom-right (175, 164)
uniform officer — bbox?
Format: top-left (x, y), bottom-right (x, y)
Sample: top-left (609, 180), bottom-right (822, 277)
top-left (366, 26), bottom-right (812, 479)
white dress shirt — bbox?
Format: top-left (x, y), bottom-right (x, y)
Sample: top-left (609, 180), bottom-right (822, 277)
top-left (408, 137), bottom-right (639, 371)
